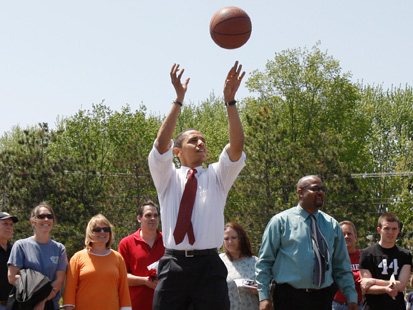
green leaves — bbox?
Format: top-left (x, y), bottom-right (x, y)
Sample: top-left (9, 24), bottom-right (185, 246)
top-left (1, 44), bottom-right (412, 255)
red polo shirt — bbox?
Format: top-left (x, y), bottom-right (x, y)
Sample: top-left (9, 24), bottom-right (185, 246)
top-left (118, 229), bottom-right (165, 310)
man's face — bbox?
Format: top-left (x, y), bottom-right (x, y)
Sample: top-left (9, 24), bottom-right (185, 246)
top-left (174, 130), bottom-right (207, 167)
top-left (378, 220), bottom-right (400, 246)
top-left (0, 218), bottom-right (14, 240)
top-left (138, 205), bottom-right (159, 231)
top-left (298, 176), bottom-right (326, 209)
top-left (341, 224), bottom-right (357, 252)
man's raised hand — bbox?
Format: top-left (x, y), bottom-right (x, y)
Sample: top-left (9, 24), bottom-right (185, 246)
top-left (224, 61), bottom-right (245, 103)
top-left (170, 63), bottom-right (190, 103)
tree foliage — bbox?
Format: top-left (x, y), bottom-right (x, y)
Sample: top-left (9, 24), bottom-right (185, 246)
top-left (237, 44), bottom-right (375, 251)
top-left (0, 44), bottom-right (411, 258)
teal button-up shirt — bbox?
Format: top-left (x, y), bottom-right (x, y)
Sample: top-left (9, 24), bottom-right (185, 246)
top-left (255, 205), bottom-right (357, 303)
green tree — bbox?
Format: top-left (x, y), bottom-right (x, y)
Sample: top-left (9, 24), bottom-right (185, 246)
top-left (232, 43), bottom-right (375, 252)
top-left (50, 103), bottom-right (162, 255)
top-left (356, 85), bottom-right (413, 248)
top-left (0, 123), bottom-right (71, 240)
top-left (2, 44), bottom-right (412, 256)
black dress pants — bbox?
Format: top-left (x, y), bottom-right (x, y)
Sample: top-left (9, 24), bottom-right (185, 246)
top-left (153, 251), bottom-right (230, 310)
top-left (273, 283), bottom-right (336, 310)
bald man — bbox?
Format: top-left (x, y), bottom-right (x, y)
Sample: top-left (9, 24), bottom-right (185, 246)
top-left (255, 175), bottom-right (358, 310)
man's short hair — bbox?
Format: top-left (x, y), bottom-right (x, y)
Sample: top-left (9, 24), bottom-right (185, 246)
top-left (296, 175), bottom-right (321, 190)
top-left (137, 200), bottom-right (159, 217)
top-left (378, 212), bottom-right (400, 229)
top-left (173, 128), bottom-right (197, 149)
top-left (339, 220), bottom-right (357, 236)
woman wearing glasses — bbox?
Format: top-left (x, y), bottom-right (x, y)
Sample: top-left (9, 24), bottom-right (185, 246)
top-left (8, 202), bottom-right (68, 310)
top-left (63, 214), bottom-right (131, 310)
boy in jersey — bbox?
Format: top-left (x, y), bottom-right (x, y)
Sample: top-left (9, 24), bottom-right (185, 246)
top-left (359, 213), bottom-right (412, 310)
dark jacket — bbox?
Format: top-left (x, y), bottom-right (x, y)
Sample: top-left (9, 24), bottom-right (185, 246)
top-left (6, 269), bottom-right (54, 310)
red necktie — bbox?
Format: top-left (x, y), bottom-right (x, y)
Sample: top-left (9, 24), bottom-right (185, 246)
top-left (173, 169), bottom-right (197, 245)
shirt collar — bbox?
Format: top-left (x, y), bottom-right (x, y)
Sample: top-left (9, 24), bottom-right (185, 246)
top-left (133, 228), bottom-right (162, 244)
top-left (0, 241), bottom-right (12, 252)
top-left (181, 165), bottom-right (203, 178)
top-left (297, 204), bottom-right (320, 221)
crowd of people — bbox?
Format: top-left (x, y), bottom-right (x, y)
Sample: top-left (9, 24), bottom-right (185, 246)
top-left (1, 62), bottom-right (412, 310)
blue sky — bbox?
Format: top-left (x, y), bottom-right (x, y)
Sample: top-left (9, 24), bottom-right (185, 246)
top-left (1, 1), bottom-right (413, 135)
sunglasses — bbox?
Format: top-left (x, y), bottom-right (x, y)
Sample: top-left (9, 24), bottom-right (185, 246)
top-left (92, 226), bottom-right (111, 233)
top-left (302, 186), bottom-right (328, 193)
top-left (37, 214), bottom-right (54, 220)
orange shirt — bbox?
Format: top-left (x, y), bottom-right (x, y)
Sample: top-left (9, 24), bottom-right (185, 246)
top-left (63, 249), bottom-right (131, 310)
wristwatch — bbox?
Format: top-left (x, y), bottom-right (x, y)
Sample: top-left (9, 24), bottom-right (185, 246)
top-left (225, 100), bottom-right (236, 106)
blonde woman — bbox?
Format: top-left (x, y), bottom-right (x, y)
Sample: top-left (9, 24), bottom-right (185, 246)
top-left (63, 214), bottom-right (131, 310)
top-left (8, 202), bottom-right (68, 310)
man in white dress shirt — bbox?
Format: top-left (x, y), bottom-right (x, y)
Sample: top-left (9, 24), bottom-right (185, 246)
top-left (149, 62), bottom-right (246, 310)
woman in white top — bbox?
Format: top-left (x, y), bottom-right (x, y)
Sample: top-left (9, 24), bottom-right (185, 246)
top-left (219, 222), bottom-right (259, 310)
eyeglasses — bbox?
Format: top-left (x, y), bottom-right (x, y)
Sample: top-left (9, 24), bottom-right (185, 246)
top-left (37, 214), bottom-right (54, 220)
top-left (301, 186), bottom-right (328, 193)
top-left (92, 226), bottom-right (111, 233)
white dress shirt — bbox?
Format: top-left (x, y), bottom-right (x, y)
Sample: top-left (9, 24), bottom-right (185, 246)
top-left (148, 139), bottom-right (246, 250)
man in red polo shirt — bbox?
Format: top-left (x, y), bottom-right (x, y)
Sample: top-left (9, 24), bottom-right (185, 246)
top-left (119, 201), bottom-right (165, 310)
top-left (333, 221), bottom-right (363, 310)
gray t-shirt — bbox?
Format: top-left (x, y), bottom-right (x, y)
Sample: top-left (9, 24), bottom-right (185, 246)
top-left (8, 236), bottom-right (68, 309)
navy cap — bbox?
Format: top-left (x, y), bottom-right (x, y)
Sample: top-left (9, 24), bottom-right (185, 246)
top-left (0, 212), bottom-right (19, 223)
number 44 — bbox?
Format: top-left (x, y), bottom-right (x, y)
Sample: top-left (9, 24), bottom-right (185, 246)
top-left (378, 258), bottom-right (399, 275)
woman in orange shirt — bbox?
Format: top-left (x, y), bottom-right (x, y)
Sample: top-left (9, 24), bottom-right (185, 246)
top-left (63, 214), bottom-right (131, 310)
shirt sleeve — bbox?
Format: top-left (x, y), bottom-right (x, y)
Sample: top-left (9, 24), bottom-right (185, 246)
top-left (403, 250), bottom-right (412, 267)
top-left (118, 238), bottom-right (130, 273)
top-left (212, 148), bottom-right (246, 195)
top-left (117, 253), bottom-right (132, 308)
top-left (7, 240), bottom-right (24, 268)
top-left (358, 248), bottom-right (370, 271)
top-left (255, 217), bottom-right (280, 301)
top-left (148, 139), bottom-right (175, 194)
top-left (331, 224), bottom-right (358, 304)
top-left (56, 243), bottom-right (69, 272)
top-left (62, 252), bottom-right (80, 307)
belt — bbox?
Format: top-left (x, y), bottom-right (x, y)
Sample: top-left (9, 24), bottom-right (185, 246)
top-left (333, 300), bottom-right (362, 306)
top-left (0, 300), bottom-right (7, 306)
top-left (301, 288), bottom-right (319, 293)
top-left (288, 283), bottom-right (332, 293)
top-left (165, 248), bottom-right (218, 257)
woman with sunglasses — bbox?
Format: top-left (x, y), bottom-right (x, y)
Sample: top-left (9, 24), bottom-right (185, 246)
top-left (63, 214), bottom-right (131, 310)
top-left (7, 202), bottom-right (68, 310)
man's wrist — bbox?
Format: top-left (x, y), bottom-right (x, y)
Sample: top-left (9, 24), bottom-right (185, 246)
top-left (173, 100), bottom-right (182, 106)
top-left (225, 99), bottom-right (237, 106)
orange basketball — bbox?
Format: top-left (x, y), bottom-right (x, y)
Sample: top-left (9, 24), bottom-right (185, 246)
top-left (209, 7), bottom-right (252, 49)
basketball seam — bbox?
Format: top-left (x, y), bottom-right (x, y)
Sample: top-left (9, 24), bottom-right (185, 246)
top-left (214, 17), bottom-right (251, 27)
top-left (211, 31), bottom-right (251, 36)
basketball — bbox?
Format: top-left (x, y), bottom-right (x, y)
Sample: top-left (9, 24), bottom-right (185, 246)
top-left (210, 7), bottom-right (252, 49)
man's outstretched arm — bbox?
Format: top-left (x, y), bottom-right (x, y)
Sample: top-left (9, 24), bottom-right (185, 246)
top-left (155, 63), bottom-right (190, 154)
top-left (224, 61), bottom-right (245, 162)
